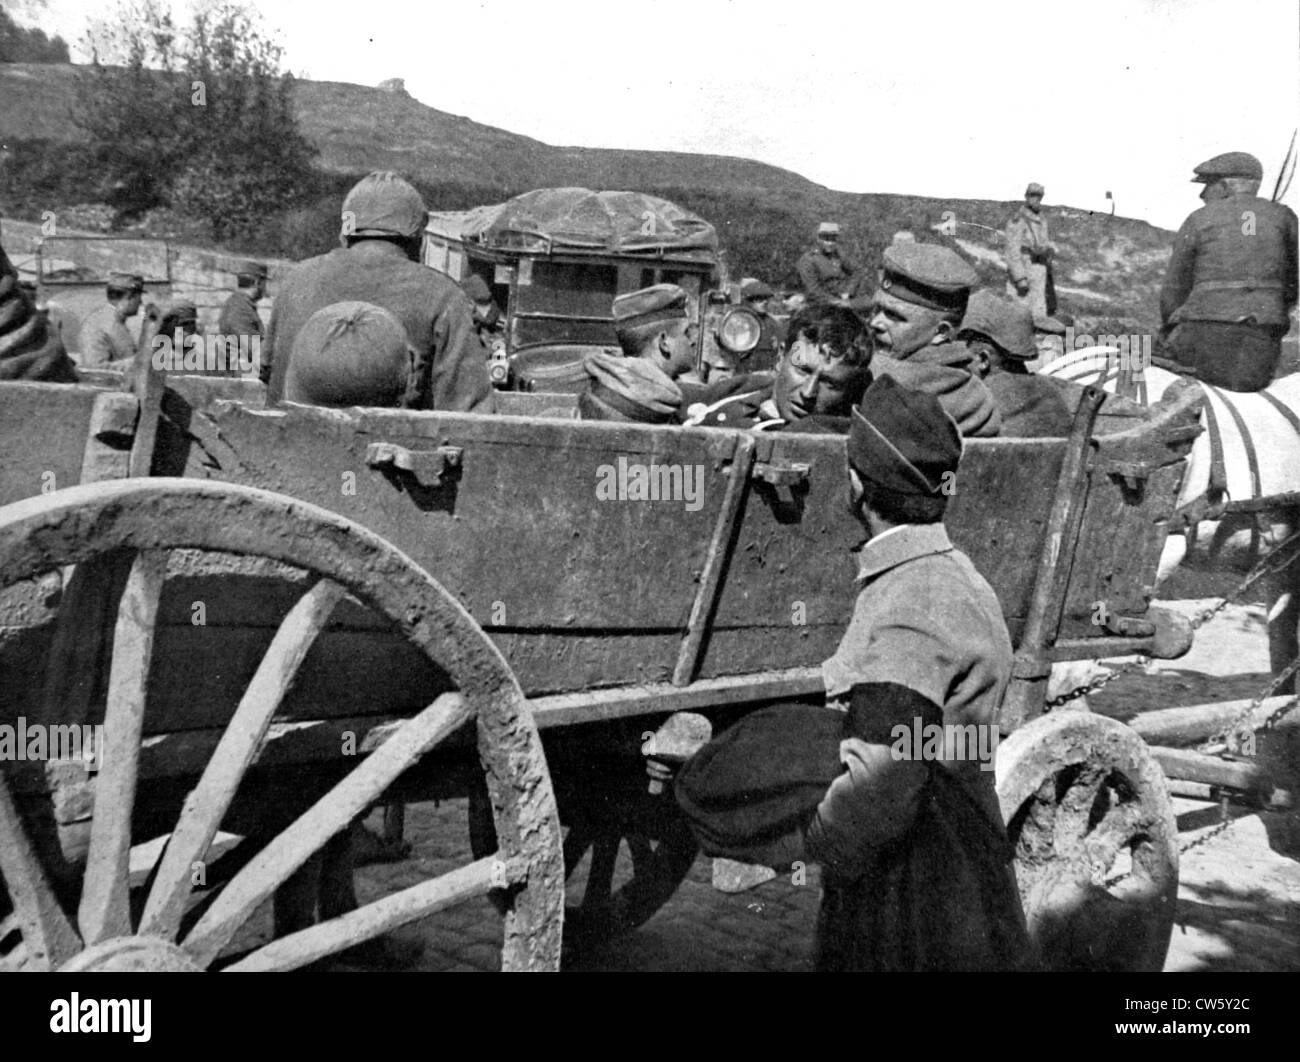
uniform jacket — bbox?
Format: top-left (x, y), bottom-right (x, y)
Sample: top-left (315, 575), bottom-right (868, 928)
top-left (796, 248), bottom-right (857, 309)
top-left (1003, 205), bottom-right (1054, 286)
top-left (79, 305), bottom-right (138, 366)
top-left (264, 241), bottom-right (493, 412)
top-left (984, 371), bottom-right (1074, 437)
top-left (217, 289), bottom-right (264, 340)
top-left (0, 245), bottom-right (77, 382)
top-left (808, 523), bottom-right (1030, 971)
top-left (872, 342), bottom-right (1002, 437)
top-left (1160, 194), bottom-right (1299, 329)
top-left (678, 372), bottom-right (857, 433)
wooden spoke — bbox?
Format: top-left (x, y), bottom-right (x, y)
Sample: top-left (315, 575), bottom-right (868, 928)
top-left (224, 855), bottom-right (506, 972)
top-left (1051, 762), bottom-right (1108, 854)
top-left (77, 548), bottom-right (167, 946)
top-left (181, 692), bottom-right (472, 968)
top-left (0, 770), bottom-right (82, 970)
top-left (139, 578), bottom-right (346, 940)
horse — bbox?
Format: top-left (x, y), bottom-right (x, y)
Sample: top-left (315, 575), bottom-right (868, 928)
top-left (1040, 346), bottom-right (1300, 683)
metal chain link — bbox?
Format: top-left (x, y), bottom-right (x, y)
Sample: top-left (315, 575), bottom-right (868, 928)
top-left (1045, 524), bottom-right (1300, 711)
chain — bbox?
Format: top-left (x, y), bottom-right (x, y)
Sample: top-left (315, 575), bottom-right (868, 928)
top-left (1045, 525), bottom-right (1300, 711)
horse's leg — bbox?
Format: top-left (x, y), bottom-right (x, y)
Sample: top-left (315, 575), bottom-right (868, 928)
top-left (1264, 504), bottom-right (1300, 695)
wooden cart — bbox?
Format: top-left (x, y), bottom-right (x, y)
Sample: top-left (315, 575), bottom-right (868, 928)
top-left (0, 364), bottom-right (1202, 972)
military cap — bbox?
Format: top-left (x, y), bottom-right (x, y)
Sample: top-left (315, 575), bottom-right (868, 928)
top-left (161, 298), bottom-right (198, 322)
top-left (959, 290), bottom-right (1036, 359)
top-left (848, 375), bottom-right (962, 516)
top-left (877, 243), bottom-right (978, 313)
top-left (1032, 313), bottom-right (1067, 335)
top-left (580, 352), bottom-right (683, 424)
top-left (287, 301), bottom-right (411, 406)
top-left (462, 275), bottom-right (492, 303)
top-left (107, 271), bottom-right (145, 293)
top-left (740, 277), bottom-right (773, 300)
top-left (817, 222), bottom-right (840, 237)
top-left (1191, 151), bottom-right (1263, 183)
top-left (235, 259), bottom-right (268, 280)
top-left (612, 284), bottom-right (689, 330)
top-left (341, 171), bottom-right (428, 239)
top-left (1025, 182), bottom-right (1045, 197)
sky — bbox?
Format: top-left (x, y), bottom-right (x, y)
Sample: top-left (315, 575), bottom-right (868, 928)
top-left (17, 0), bottom-right (1300, 229)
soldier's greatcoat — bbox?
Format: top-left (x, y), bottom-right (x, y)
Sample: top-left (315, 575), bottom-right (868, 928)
top-left (79, 304), bottom-right (138, 367)
top-left (806, 524), bottom-right (1032, 971)
top-left (796, 247), bottom-right (857, 310)
top-left (264, 240), bottom-right (492, 411)
top-left (872, 342), bottom-right (1002, 437)
top-left (1003, 205), bottom-right (1056, 317)
top-left (984, 372), bottom-right (1074, 437)
top-left (218, 289), bottom-right (264, 340)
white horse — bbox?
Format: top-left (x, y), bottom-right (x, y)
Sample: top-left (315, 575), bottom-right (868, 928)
top-left (1041, 346), bottom-right (1300, 677)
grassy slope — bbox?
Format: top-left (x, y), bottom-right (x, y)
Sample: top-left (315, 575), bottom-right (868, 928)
top-left (0, 62), bottom-right (1172, 327)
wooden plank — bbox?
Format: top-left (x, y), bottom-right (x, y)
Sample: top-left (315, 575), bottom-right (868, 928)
top-left (1150, 747), bottom-right (1272, 794)
top-left (673, 434), bottom-right (754, 686)
top-left (77, 549), bottom-right (167, 945)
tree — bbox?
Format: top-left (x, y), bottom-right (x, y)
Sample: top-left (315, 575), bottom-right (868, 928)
top-left (0, 7), bottom-right (72, 63)
top-left (72, 0), bottom-right (316, 236)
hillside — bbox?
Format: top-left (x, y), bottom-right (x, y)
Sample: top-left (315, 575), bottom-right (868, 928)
top-left (0, 61), bottom-right (1174, 328)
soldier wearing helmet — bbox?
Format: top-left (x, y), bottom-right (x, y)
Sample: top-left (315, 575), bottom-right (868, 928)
top-left (263, 171), bottom-right (492, 411)
top-left (1160, 151), bottom-right (1299, 392)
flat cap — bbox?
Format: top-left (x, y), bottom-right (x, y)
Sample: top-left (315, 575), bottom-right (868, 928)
top-left (342, 171), bottom-right (428, 239)
top-left (740, 277), bottom-right (773, 299)
top-left (959, 290), bottom-right (1035, 359)
top-left (612, 283), bottom-right (688, 330)
top-left (1192, 151), bottom-right (1262, 182)
top-left (107, 271), bottom-right (145, 292)
top-left (877, 243), bottom-right (978, 312)
top-left (462, 275), bottom-right (492, 303)
top-left (580, 352), bottom-right (683, 424)
top-left (817, 222), bottom-right (840, 236)
top-left (848, 375), bottom-right (962, 514)
top-left (1025, 182), bottom-right (1045, 196)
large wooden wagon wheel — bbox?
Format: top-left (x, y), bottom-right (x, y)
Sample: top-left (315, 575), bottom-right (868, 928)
top-left (0, 478), bottom-right (564, 972)
top-left (996, 711), bottom-right (1178, 972)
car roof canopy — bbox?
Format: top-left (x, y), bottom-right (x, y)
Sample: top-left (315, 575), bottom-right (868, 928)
top-left (426, 187), bottom-right (718, 263)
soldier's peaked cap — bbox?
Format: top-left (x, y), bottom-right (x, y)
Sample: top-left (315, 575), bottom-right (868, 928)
top-left (107, 271), bottom-right (145, 292)
top-left (877, 243), bottom-right (977, 313)
top-left (342, 171), bottom-right (428, 239)
top-left (235, 259), bottom-right (268, 279)
top-left (740, 277), bottom-right (773, 299)
top-left (959, 290), bottom-right (1036, 359)
top-left (1192, 152), bottom-right (1263, 182)
top-left (612, 284), bottom-right (688, 329)
top-left (848, 375), bottom-right (962, 501)
top-left (817, 222), bottom-right (840, 236)
top-left (1025, 182), bottom-right (1045, 196)
top-left (462, 275), bottom-right (492, 302)
top-left (582, 352), bottom-right (683, 424)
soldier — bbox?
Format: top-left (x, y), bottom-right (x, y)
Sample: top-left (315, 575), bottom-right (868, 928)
top-left (264, 171), bottom-right (492, 411)
top-left (796, 222), bottom-right (857, 311)
top-left (806, 375), bottom-right (1032, 971)
top-left (1004, 182), bottom-right (1058, 317)
top-left (866, 243), bottom-right (1002, 436)
top-left (612, 283), bottom-right (698, 380)
top-left (80, 271), bottom-right (145, 367)
top-left (461, 274), bottom-right (505, 348)
top-left (0, 240), bottom-right (77, 382)
top-left (577, 352), bottom-right (683, 423)
top-left (739, 277), bottom-right (786, 370)
top-left (218, 260), bottom-right (268, 341)
top-left (1159, 151), bottom-right (1299, 392)
top-left (680, 304), bottom-right (872, 431)
top-left (959, 290), bottom-right (1073, 437)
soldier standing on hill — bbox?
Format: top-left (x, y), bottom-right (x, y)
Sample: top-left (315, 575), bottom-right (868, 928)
top-left (1159, 151), bottom-right (1299, 392)
top-left (1004, 183), bottom-right (1058, 318)
top-left (797, 222), bottom-right (857, 310)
